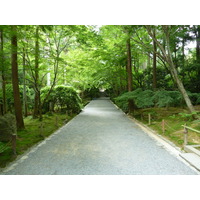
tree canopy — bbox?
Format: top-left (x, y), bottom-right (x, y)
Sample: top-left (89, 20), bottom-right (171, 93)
top-left (0, 25), bottom-right (200, 128)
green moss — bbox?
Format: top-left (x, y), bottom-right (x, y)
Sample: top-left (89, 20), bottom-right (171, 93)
top-left (131, 106), bottom-right (200, 148)
top-left (0, 113), bottom-right (73, 168)
top-left (196, 147), bottom-right (200, 150)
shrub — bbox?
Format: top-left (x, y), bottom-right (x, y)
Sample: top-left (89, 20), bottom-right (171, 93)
top-left (0, 142), bottom-right (9, 154)
top-left (153, 90), bottom-right (172, 107)
top-left (83, 87), bottom-right (100, 99)
top-left (187, 91), bottom-right (200, 105)
top-left (41, 85), bottom-right (83, 114)
top-left (134, 89), bottom-right (154, 108)
top-left (196, 96), bottom-right (200, 105)
top-left (114, 88), bottom-right (154, 112)
top-left (0, 84), bottom-right (34, 112)
top-left (114, 89), bottom-right (198, 111)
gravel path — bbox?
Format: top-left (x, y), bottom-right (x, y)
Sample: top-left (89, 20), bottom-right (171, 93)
top-left (1, 98), bottom-right (198, 175)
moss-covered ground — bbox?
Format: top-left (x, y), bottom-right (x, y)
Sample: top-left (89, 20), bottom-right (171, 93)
top-left (0, 113), bottom-right (75, 168)
top-left (130, 106), bottom-right (200, 149)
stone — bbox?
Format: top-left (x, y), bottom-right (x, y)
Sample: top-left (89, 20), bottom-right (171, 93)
top-left (0, 114), bottom-right (17, 142)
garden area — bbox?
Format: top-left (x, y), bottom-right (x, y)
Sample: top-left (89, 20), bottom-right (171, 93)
top-left (1, 25), bottom-right (200, 168)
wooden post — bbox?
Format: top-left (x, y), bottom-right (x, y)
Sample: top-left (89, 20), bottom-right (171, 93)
top-left (162, 119), bottom-right (165, 134)
top-left (55, 116), bottom-right (58, 128)
top-left (148, 113), bottom-right (151, 125)
top-left (12, 134), bottom-right (17, 155)
top-left (40, 122), bottom-right (44, 138)
top-left (184, 124), bottom-right (188, 146)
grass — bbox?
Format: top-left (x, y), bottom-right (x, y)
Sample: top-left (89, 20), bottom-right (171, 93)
top-left (0, 112), bottom-right (75, 168)
top-left (131, 106), bottom-right (200, 149)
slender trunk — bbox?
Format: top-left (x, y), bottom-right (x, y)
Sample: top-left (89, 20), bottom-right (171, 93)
top-left (182, 38), bottom-right (185, 82)
top-left (11, 25), bottom-right (25, 129)
top-left (23, 48), bottom-right (28, 117)
top-left (174, 47), bottom-right (177, 68)
top-left (33, 26), bottom-right (40, 118)
top-left (164, 28), bottom-right (196, 115)
top-left (169, 60), bottom-right (196, 114)
top-left (153, 29), bottom-right (157, 89)
top-left (33, 91), bottom-right (39, 118)
top-left (0, 28), bottom-right (6, 115)
top-left (0, 29), bottom-right (3, 115)
top-left (119, 66), bottom-right (123, 93)
top-left (147, 53), bottom-right (151, 68)
top-left (196, 26), bottom-right (200, 63)
top-left (126, 37), bottom-right (135, 111)
top-left (196, 26), bottom-right (200, 90)
top-left (126, 37), bottom-right (133, 91)
top-left (146, 25), bottom-right (196, 116)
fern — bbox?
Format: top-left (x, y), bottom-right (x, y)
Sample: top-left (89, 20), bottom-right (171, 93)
top-left (0, 142), bottom-right (9, 154)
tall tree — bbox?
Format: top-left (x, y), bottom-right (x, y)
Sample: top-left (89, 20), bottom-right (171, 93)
top-left (152, 28), bottom-right (157, 89)
top-left (22, 47), bottom-right (28, 117)
top-left (126, 36), bottom-right (133, 91)
top-left (193, 25), bottom-right (200, 63)
top-left (146, 25), bottom-right (197, 116)
top-left (33, 26), bottom-right (40, 118)
top-left (125, 27), bottom-right (135, 111)
top-left (193, 25), bottom-right (200, 86)
top-left (0, 26), bottom-right (7, 115)
top-left (11, 25), bottom-right (25, 129)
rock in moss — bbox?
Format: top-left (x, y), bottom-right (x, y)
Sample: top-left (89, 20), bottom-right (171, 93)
top-left (0, 114), bottom-right (17, 142)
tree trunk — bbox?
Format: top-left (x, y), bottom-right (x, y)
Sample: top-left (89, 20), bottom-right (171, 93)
top-left (147, 53), bottom-right (151, 68)
top-left (169, 60), bottom-right (196, 114)
top-left (11, 25), bottom-right (25, 129)
top-left (163, 26), bottom-right (196, 115)
top-left (146, 25), bottom-right (197, 116)
top-left (0, 28), bottom-right (7, 115)
top-left (196, 25), bottom-right (200, 63)
top-left (182, 38), bottom-right (185, 82)
top-left (196, 26), bottom-right (200, 88)
top-left (23, 48), bottom-right (28, 117)
top-left (126, 37), bottom-right (135, 111)
top-left (33, 26), bottom-right (40, 119)
top-left (126, 37), bottom-right (133, 91)
top-left (152, 29), bottom-right (157, 89)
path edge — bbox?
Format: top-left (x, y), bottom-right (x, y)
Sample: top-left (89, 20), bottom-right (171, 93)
top-left (0, 108), bottom-right (86, 174)
top-left (110, 100), bottom-right (200, 174)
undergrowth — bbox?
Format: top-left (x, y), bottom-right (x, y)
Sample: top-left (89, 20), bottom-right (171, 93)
top-left (0, 113), bottom-right (74, 168)
top-left (130, 106), bottom-right (200, 148)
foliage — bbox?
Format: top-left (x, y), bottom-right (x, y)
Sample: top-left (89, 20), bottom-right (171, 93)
top-left (82, 87), bottom-right (100, 99)
top-left (0, 113), bottom-right (70, 168)
top-left (178, 111), bottom-right (200, 121)
top-left (0, 142), bottom-right (9, 154)
top-left (153, 90), bottom-right (183, 107)
top-left (114, 89), bottom-right (200, 112)
top-left (133, 106), bottom-right (200, 148)
top-left (0, 84), bottom-right (34, 112)
top-left (114, 88), bottom-right (154, 112)
top-left (187, 91), bottom-right (200, 105)
top-left (40, 85), bottom-right (83, 114)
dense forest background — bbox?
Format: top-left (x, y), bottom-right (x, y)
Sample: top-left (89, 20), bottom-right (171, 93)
top-left (0, 25), bottom-right (200, 130)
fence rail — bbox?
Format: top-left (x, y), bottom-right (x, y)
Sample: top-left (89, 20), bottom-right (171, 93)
top-left (139, 113), bottom-right (200, 147)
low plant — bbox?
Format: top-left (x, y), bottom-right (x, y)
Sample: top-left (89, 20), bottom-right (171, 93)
top-left (41, 85), bottom-right (83, 114)
top-left (114, 89), bottom-right (200, 112)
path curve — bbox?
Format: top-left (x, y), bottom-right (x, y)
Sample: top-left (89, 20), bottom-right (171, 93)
top-left (1, 98), bottom-right (198, 175)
